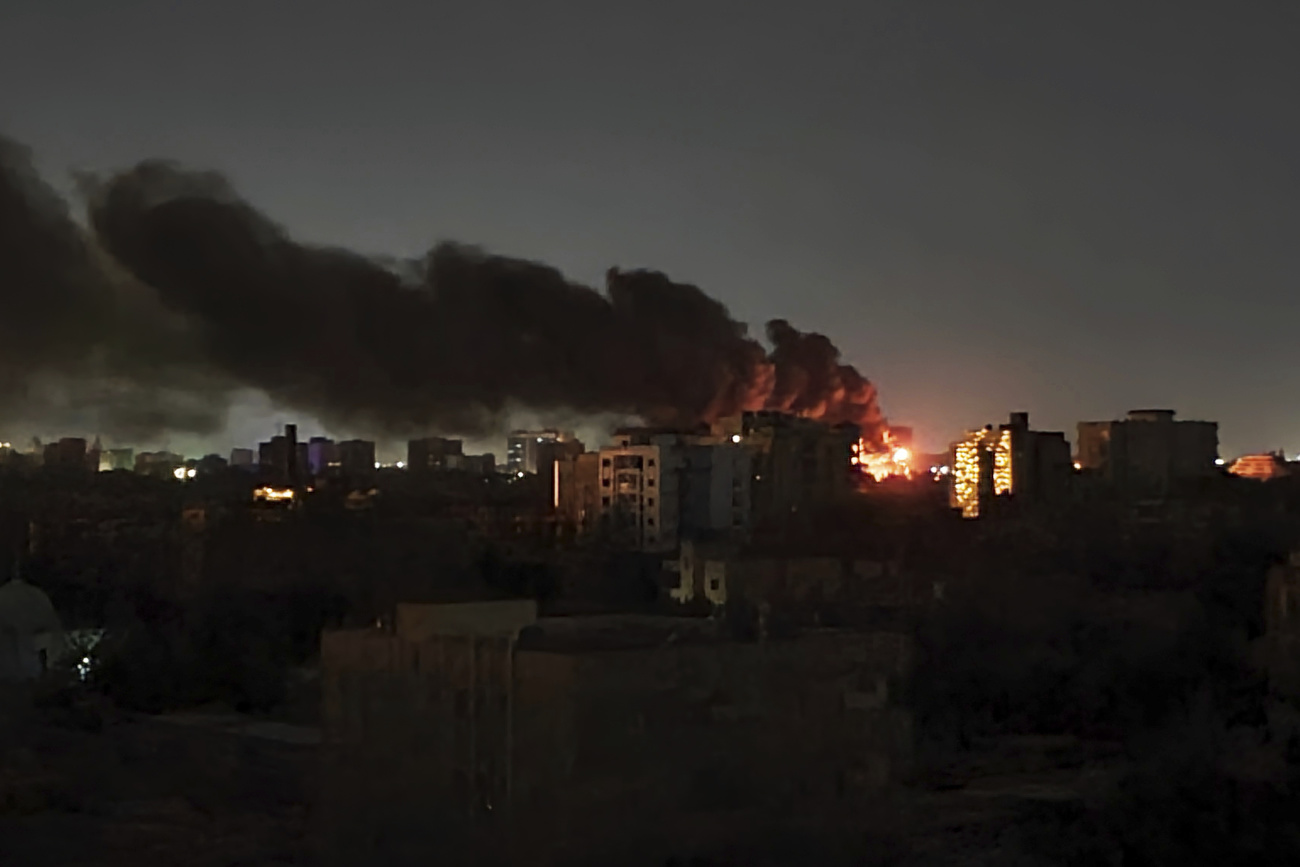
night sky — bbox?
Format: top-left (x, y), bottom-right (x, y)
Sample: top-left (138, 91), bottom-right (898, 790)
top-left (3, 1), bottom-right (1298, 457)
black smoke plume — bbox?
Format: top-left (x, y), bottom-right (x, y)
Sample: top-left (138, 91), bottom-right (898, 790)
top-left (1, 136), bottom-right (888, 443)
top-left (0, 137), bottom-right (231, 441)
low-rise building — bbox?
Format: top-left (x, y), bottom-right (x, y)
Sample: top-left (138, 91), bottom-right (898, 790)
top-left (1229, 452), bottom-right (1288, 481)
top-left (320, 601), bottom-right (914, 864)
top-left (669, 540), bottom-right (925, 628)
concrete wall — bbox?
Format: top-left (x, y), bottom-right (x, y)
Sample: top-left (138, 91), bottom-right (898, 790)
top-left (394, 600), bottom-right (537, 641)
top-left (320, 623), bottom-right (914, 865)
top-left (671, 546), bottom-right (920, 624)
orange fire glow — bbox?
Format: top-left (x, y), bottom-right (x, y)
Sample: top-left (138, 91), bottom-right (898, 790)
top-left (853, 432), bottom-right (913, 482)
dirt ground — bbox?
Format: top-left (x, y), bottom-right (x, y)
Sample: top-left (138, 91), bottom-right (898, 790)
top-left (0, 702), bottom-right (317, 867)
top-left (0, 701), bottom-right (1123, 866)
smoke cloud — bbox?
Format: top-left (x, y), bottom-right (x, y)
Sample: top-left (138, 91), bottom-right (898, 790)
top-left (0, 137), bottom-right (232, 442)
top-left (1, 135), bottom-right (888, 444)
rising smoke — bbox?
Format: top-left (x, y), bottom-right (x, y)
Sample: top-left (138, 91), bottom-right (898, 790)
top-left (0, 135), bottom-right (887, 444)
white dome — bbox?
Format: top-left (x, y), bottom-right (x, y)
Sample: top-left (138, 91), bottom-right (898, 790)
top-left (0, 579), bottom-right (61, 635)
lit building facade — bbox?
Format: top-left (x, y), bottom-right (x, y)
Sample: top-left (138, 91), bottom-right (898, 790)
top-left (950, 413), bottom-right (1071, 518)
top-left (1229, 453), bottom-right (1288, 481)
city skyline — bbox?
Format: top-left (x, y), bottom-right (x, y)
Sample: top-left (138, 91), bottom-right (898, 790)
top-left (3, 3), bottom-right (1299, 455)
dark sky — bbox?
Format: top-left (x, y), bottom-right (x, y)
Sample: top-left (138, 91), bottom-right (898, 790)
top-left (2, 1), bottom-right (1298, 456)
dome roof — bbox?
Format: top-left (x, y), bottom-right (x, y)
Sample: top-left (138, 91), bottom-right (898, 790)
top-left (0, 579), bottom-right (61, 635)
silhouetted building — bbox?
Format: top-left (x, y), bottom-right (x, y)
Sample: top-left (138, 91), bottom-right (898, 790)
top-left (42, 437), bottom-right (87, 474)
top-left (337, 439), bottom-right (376, 482)
top-left (229, 447), bottom-right (255, 470)
top-left (1077, 409), bottom-right (1218, 496)
top-left (308, 436), bottom-right (340, 476)
top-left (531, 439), bottom-right (583, 502)
top-left (194, 453), bottom-right (229, 476)
top-left (950, 412), bottom-right (1071, 518)
top-left (259, 425), bottom-right (308, 486)
top-left (679, 442), bottom-right (753, 538)
top-left (408, 436), bottom-right (464, 473)
top-left (321, 602), bottom-right (914, 864)
top-left (555, 452), bottom-right (600, 535)
top-left (713, 412), bottom-right (859, 522)
top-left (444, 453), bottom-right (495, 475)
top-left (134, 451), bottom-right (184, 479)
top-left (506, 429), bottom-right (574, 476)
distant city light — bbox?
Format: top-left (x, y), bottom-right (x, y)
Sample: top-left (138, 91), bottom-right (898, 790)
top-left (172, 467), bottom-right (186, 480)
top-left (253, 486), bottom-right (296, 502)
top-left (374, 461), bottom-right (381, 469)
top-left (1073, 461), bottom-right (1082, 471)
top-left (395, 461), bottom-right (406, 469)
top-left (731, 434), bottom-right (742, 444)
top-left (1215, 458), bottom-right (1226, 466)
top-left (186, 468), bottom-right (196, 479)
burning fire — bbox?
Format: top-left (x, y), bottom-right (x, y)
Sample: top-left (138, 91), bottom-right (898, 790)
top-left (851, 432), bottom-right (913, 482)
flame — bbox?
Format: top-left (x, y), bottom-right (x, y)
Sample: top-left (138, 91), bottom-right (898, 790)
top-left (856, 431), bottom-right (912, 482)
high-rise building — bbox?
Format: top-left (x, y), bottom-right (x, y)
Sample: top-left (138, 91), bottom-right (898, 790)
top-left (1076, 409), bottom-right (1218, 496)
top-left (229, 448), bottom-right (255, 470)
top-left (712, 412), bottom-right (859, 522)
top-left (595, 442), bottom-right (680, 552)
top-left (506, 429), bottom-right (575, 476)
top-left (679, 443), bottom-right (753, 537)
top-left (531, 439), bottom-right (584, 503)
top-left (258, 425), bottom-right (308, 486)
top-left (950, 412), bottom-right (1071, 518)
top-left (555, 452), bottom-right (601, 536)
